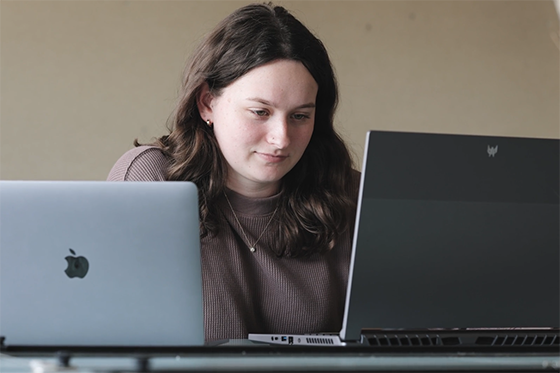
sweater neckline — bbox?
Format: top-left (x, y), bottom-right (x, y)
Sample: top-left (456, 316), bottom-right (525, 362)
top-left (224, 188), bottom-right (280, 216)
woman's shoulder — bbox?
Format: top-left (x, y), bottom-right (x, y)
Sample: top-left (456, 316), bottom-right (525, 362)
top-left (107, 145), bottom-right (168, 181)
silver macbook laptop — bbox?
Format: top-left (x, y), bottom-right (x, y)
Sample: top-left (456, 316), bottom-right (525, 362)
top-left (250, 130), bottom-right (559, 348)
top-left (0, 181), bottom-right (204, 347)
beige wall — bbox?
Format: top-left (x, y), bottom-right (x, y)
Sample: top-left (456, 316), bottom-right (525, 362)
top-left (1, 0), bottom-right (558, 180)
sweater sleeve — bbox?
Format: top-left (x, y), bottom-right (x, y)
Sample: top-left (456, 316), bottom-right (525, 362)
top-left (107, 146), bottom-right (168, 181)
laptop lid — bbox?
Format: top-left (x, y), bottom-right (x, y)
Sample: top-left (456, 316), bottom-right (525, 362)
top-left (0, 181), bottom-right (204, 347)
top-left (340, 130), bottom-right (559, 342)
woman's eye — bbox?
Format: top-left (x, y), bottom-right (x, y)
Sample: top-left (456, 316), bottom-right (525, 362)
top-left (292, 113), bottom-right (310, 121)
top-left (252, 110), bottom-right (268, 117)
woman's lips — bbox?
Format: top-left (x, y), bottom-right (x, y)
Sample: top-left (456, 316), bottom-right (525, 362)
top-left (256, 152), bottom-right (288, 163)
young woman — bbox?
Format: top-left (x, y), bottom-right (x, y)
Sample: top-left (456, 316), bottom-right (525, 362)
top-left (108, 2), bottom-right (360, 342)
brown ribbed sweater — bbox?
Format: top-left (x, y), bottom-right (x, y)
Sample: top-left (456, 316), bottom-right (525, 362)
top-left (107, 146), bottom-right (359, 342)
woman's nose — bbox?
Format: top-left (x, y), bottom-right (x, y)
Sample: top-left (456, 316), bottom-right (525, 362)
top-left (266, 118), bottom-right (290, 148)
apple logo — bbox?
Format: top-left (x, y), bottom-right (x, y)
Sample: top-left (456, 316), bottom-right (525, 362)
top-left (64, 248), bottom-right (89, 279)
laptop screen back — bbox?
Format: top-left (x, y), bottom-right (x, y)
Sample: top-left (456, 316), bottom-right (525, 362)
top-left (0, 181), bottom-right (204, 347)
top-left (341, 131), bottom-right (559, 342)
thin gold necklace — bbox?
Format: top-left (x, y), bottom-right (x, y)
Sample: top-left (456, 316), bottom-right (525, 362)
top-left (223, 192), bottom-right (278, 253)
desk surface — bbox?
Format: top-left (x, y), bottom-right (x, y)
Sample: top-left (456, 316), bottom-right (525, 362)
top-left (2, 352), bottom-right (559, 373)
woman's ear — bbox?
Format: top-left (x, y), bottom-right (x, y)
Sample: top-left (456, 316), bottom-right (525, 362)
top-left (196, 82), bottom-right (214, 124)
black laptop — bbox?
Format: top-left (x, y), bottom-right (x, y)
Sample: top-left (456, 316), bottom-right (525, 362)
top-left (250, 130), bottom-right (559, 351)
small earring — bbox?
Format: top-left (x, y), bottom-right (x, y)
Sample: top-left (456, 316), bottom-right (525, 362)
top-left (206, 119), bottom-right (213, 129)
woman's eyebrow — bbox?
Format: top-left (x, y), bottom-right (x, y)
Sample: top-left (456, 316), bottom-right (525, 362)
top-left (246, 97), bottom-right (316, 109)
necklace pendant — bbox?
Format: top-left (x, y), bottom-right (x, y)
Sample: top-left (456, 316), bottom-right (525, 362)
top-left (249, 247), bottom-right (256, 253)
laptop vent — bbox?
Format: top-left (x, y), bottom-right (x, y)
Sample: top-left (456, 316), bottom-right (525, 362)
top-left (364, 331), bottom-right (559, 349)
top-left (367, 334), bottom-right (460, 347)
top-left (475, 334), bottom-right (559, 347)
top-left (305, 337), bottom-right (335, 345)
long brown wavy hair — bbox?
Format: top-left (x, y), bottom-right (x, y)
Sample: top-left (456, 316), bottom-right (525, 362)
top-left (138, 2), bottom-right (357, 257)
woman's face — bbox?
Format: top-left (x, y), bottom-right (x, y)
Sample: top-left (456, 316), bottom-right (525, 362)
top-left (199, 59), bottom-right (318, 197)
